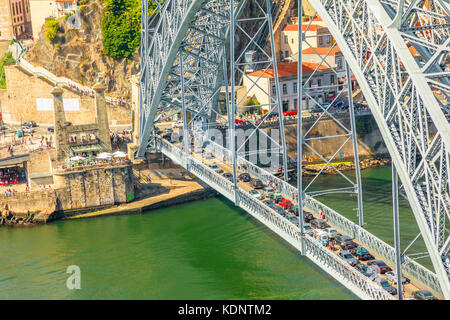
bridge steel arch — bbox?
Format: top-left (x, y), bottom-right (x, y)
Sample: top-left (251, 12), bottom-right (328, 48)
top-left (138, 0), bottom-right (450, 298)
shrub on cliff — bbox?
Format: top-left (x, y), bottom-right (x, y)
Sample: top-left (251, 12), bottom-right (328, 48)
top-left (101, 0), bottom-right (141, 59)
top-left (45, 18), bottom-right (60, 42)
top-left (0, 52), bottom-right (16, 89)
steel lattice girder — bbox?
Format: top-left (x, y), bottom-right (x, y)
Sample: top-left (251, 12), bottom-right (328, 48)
top-left (305, 0), bottom-right (450, 297)
top-left (139, 0), bottom-right (450, 297)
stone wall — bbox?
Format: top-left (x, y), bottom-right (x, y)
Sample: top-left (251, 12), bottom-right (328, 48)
top-left (0, 163), bottom-right (134, 222)
top-left (0, 65), bottom-right (131, 126)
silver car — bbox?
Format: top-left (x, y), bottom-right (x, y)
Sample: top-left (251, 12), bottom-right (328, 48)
top-left (385, 271), bottom-right (410, 285)
top-left (324, 227), bottom-right (338, 239)
top-left (249, 189), bottom-right (263, 200)
top-left (338, 250), bottom-right (358, 266)
top-left (303, 224), bottom-right (314, 236)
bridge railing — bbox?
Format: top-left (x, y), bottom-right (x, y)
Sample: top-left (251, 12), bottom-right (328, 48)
top-left (156, 136), bottom-right (393, 300)
top-left (201, 137), bottom-right (442, 296)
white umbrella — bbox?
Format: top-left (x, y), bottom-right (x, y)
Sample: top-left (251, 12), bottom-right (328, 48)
top-left (112, 151), bottom-right (127, 158)
top-left (69, 156), bottom-right (85, 161)
top-left (96, 153), bottom-right (112, 160)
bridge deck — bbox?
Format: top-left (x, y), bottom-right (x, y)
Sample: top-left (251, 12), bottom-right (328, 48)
top-left (155, 136), bottom-right (442, 300)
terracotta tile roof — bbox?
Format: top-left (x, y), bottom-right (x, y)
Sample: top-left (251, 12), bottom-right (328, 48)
top-left (302, 46), bottom-right (341, 56)
top-left (282, 24), bottom-right (323, 32)
top-left (247, 62), bottom-right (330, 79)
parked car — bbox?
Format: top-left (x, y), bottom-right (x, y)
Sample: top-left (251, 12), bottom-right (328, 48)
top-left (249, 189), bottom-right (263, 200)
top-left (286, 214), bottom-right (299, 227)
top-left (23, 121), bottom-right (37, 127)
top-left (412, 290), bottom-right (437, 300)
top-left (20, 126), bottom-right (34, 133)
top-left (303, 224), bottom-right (314, 236)
top-left (64, 121), bottom-right (72, 126)
top-left (172, 120), bottom-right (183, 128)
top-left (310, 219), bottom-right (329, 230)
top-left (278, 198), bottom-right (294, 209)
top-left (48, 126), bottom-right (54, 132)
top-left (272, 193), bottom-right (283, 203)
top-left (208, 164), bottom-right (223, 174)
top-left (262, 186), bottom-right (275, 198)
top-left (385, 271), bottom-right (410, 285)
top-left (288, 205), bottom-right (299, 215)
top-left (350, 247), bottom-right (375, 261)
top-left (355, 263), bottom-right (376, 280)
top-left (324, 227), bottom-right (338, 239)
top-left (263, 200), bottom-right (276, 209)
top-left (204, 151), bottom-right (214, 160)
top-left (251, 178), bottom-right (264, 189)
top-left (303, 212), bottom-right (314, 223)
top-left (222, 173), bottom-right (233, 182)
top-left (367, 260), bottom-right (392, 274)
top-left (374, 277), bottom-right (397, 295)
top-left (238, 173), bottom-right (251, 182)
top-left (335, 235), bottom-right (358, 250)
top-left (338, 250), bottom-right (358, 266)
top-left (274, 205), bottom-right (287, 217)
top-left (283, 109), bottom-right (298, 116)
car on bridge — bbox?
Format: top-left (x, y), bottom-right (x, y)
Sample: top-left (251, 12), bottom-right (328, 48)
top-left (303, 212), bottom-right (314, 223)
top-left (412, 290), bottom-right (437, 300)
top-left (310, 219), bottom-right (329, 230)
top-left (249, 189), bottom-right (263, 200)
top-left (273, 193), bottom-right (283, 203)
top-left (286, 214), bottom-right (299, 227)
top-left (385, 271), bottom-right (410, 285)
top-left (288, 205), bottom-right (299, 215)
top-left (251, 178), bottom-right (264, 189)
top-left (262, 186), bottom-right (275, 198)
top-left (278, 198), bottom-right (293, 209)
top-left (303, 224), bottom-right (314, 236)
top-left (238, 173), bottom-right (251, 182)
top-left (374, 277), bottom-right (397, 296)
top-left (208, 164), bottom-right (223, 174)
top-left (335, 235), bottom-right (358, 250)
top-left (338, 250), bottom-right (358, 266)
top-left (274, 205), bottom-right (287, 217)
top-left (324, 227), bottom-right (338, 239)
top-left (222, 173), bottom-right (233, 182)
top-left (355, 263), bottom-right (377, 280)
top-left (350, 247), bottom-right (375, 261)
top-left (367, 260), bottom-right (392, 274)
top-left (263, 200), bottom-right (276, 209)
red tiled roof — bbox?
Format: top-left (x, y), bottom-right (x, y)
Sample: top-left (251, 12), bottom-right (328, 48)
top-left (302, 46), bottom-right (341, 56)
top-left (247, 62), bottom-right (330, 79)
top-left (282, 24), bottom-right (323, 32)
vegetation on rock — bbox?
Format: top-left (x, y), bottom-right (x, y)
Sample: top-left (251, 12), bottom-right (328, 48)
top-left (45, 18), bottom-right (61, 42)
top-left (0, 52), bottom-right (16, 89)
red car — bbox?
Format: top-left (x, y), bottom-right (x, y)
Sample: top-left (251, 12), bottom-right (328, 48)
top-left (278, 198), bottom-right (294, 209)
top-left (283, 109), bottom-right (298, 116)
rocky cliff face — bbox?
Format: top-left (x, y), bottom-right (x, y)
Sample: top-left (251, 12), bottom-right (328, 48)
top-left (24, 0), bottom-right (139, 100)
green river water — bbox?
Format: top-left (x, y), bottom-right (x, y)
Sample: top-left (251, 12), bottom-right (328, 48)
top-left (0, 166), bottom-right (429, 300)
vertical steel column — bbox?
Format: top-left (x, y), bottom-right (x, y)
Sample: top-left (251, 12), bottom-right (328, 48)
top-left (297, 0), bottom-right (305, 255)
top-left (265, 0), bottom-right (289, 182)
top-left (222, 46), bottom-right (233, 161)
top-left (230, 0), bottom-right (239, 205)
top-left (345, 61), bottom-right (364, 227)
top-left (179, 48), bottom-right (190, 172)
top-left (392, 164), bottom-right (404, 300)
top-left (138, 0), bottom-right (148, 150)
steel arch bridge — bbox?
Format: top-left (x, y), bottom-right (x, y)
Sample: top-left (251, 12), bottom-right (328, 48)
top-left (137, 0), bottom-right (450, 299)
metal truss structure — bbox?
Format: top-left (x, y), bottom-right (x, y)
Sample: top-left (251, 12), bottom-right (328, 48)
top-left (138, 0), bottom-right (450, 298)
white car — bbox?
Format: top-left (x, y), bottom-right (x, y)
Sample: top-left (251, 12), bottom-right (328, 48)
top-left (303, 224), bottom-right (314, 236)
top-left (324, 227), bottom-right (338, 239)
top-left (249, 189), bottom-right (263, 200)
top-left (172, 120), bottom-right (183, 128)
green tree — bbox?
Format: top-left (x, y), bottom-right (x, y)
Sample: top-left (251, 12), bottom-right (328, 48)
top-left (45, 18), bottom-right (60, 42)
top-left (0, 52), bottom-right (16, 89)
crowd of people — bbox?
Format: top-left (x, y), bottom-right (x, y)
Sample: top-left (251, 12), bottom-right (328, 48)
top-left (0, 167), bottom-right (26, 187)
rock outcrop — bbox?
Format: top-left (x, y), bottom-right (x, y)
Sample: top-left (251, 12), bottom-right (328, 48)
top-left (24, 0), bottom-right (139, 101)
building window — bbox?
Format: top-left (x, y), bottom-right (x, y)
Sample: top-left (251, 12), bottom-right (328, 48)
top-left (272, 85), bottom-right (276, 96)
top-left (318, 79), bottom-right (322, 87)
top-left (284, 35), bottom-right (288, 44)
top-left (284, 51), bottom-right (289, 59)
top-left (330, 75), bottom-right (335, 85)
top-left (318, 36), bottom-right (323, 46)
top-left (337, 58), bottom-right (343, 70)
top-left (282, 83), bottom-right (287, 95)
top-left (327, 35), bottom-right (332, 44)
top-left (294, 98), bottom-right (298, 108)
top-left (293, 82), bottom-right (297, 94)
